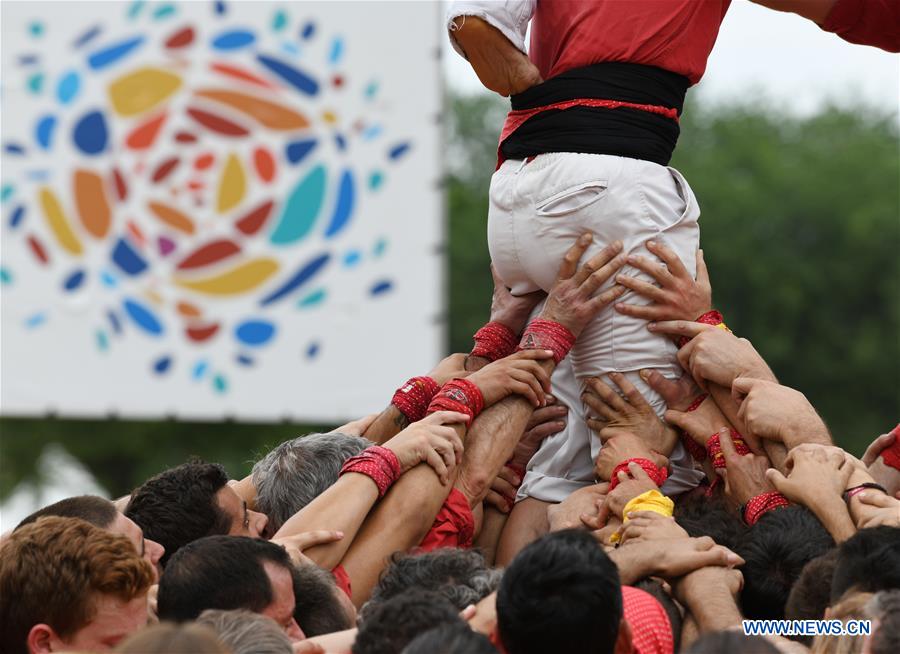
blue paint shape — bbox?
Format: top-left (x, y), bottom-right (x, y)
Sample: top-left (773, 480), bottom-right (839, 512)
top-left (343, 250), bottom-right (361, 267)
top-left (324, 169), bottom-right (355, 239)
top-left (63, 269), bottom-right (86, 292)
top-left (192, 360), bottom-right (209, 380)
top-left (236, 354), bottom-right (254, 366)
top-left (18, 54), bottom-right (39, 65)
top-left (213, 373), bottom-right (228, 393)
top-left (370, 280), bottom-right (394, 296)
top-left (9, 205), bottom-right (26, 229)
top-left (123, 298), bottom-right (164, 336)
top-left (57, 71), bottom-right (80, 104)
top-left (301, 21), bottom-right (315, 39)
top-left (4, 143), bottom-right (25, 155)
top-left (328, 37), bottom-right (344, 64)
top-left (298, 288), bottom-right (326, 308)
top-left (27, 73), bottom-right (44, 94)
top-left (334, 133), bottom-right (346, 152)
top-left (260, 252), bottom-right (330, 306)
top-left (256, 54), bottom-right (318, 95)
top-left (373, 238), bottom-right (387, 258)
top-left (127, 1), bottom-right (145, 19)
top-left (25, 312), bottom-right (47, 329)
top-left (111, 238), bottom-right (148, 276)
top-left (212, 29), bottom-right (256, 50)
top-left (25, 170), bottom-right (50, 182)
top-left (234, 319), bottom-right (276, 346)
top-left (36, 115), bottom-right (57, 149)
top-left (73, 25), bottom-right (102, 49)
top-left (364, 80), bottom-right (378, 99)
top-left (362, 124), bottom-right (382, 141)
top-left (285, 139), bottom-right (316, 165)
top-left (272, 10), bottom-right (287, 31)
top-left (73, 110), bottom-right (108, 155)
top-left (153, 355), bottom-right (172, 374)
top-left (96, 330), bottom-right (109, 351)
top-left (107, 310), bottom-right (122, 334)
top-left (269, 165), bottom-right (326, 245)
top-left (388, 142), bottom-right (411, 160)
top-left (306, 342), bottom-right (320, 359)
top-left (0, 267), bottom-right (12, 285)
top-left (152, 4), bottom-right (176, 20)
top-left (281, 41), bottom-right (299, 56)
top-left (29, 22), bottom-right (45, 37)
top-left (88, 35), bottom-right (145, 70)
top-left (101, 270), bottom-right (119, 288)
top-left (369, 171), bottom-right (384, 190)
top-left (1, 185), bottom-right (13, 203)
top-left (214, 1), bottom-right (227, 15)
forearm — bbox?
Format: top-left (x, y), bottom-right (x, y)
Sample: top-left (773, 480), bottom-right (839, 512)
top-left (810, 498), bottom-right (857, 543)
top-left (473, 506), bottom-right (509, 566)
top-left (361, 405), bottom-right (409, 445)
top-left (447, 1), bottom-right (534, 56)
top-left (608, 547), bottom-right (652, 586)
top-left (683, 588), bottom-right (743, 633)
top-left (749, 0), bottom-right (837, 23)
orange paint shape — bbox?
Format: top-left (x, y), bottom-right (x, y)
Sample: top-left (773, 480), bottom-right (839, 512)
top-left (176, 239), bottom-right (241, 271)
top-left (126, 112), bottom-right (167, 150)
top-left (194, 153), bottom-right (215, 170)
top-left (195, 89), bottom-right (308, 130)
top-left (176, 301), bottom-right (203, 318)
top-left (148, 201), bottom-right (195, 235)
top-left (73, 170), bottom-right (111, 239)
top-left (127, 220), bottom-right (146, 247)
top-left (39, 187), bottom-right (83, 255)
top-left (253, 147), bottom-right (275, 183)
top-left (210, 62), bottom-right (279, 90)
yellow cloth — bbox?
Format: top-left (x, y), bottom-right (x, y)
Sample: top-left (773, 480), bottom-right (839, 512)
top-left (609, 490), bottom-right (675, 544)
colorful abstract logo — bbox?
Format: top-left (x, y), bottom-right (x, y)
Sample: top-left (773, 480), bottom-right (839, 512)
top-left (1, 0), bottom-right (413, 396)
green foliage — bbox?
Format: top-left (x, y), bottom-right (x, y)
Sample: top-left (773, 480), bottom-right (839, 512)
top-left (1, 94), bottom-right (897, 499)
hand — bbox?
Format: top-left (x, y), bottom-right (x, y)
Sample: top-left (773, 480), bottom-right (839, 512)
top-left (615, 242), bottom-right (711, 322)
top-left (540, 234), bottom-right (627, 337)
top-left (508, 395), bottom-right (568, 469)
top-left (488, 265), bottom-right (545, 334)
top-left (484, 465), bottom-right (522, 514)
top-left (717, 428), bottom-right (776, 509)
top-left (672, 563), bottom-right (744, 606)
top-left (617, 511), bottom-right (689, 544)
top-left (383, 411), bottom-right (468, 484)
top-left (467, 350), bottom-right (554, 407)
top-left (640, 369), bottom-right (704, 412)
top-left (765, 444), bottom-right (853, 512)
top-left (594, 432), bottom-right (668, 482)
top-left (272, 530), bottom-right (344, 566)
top-left (584, 373), bottom-right (677, 456)
top-left (427, 353), bottom-right (471, 386)
top-left (547, 483), bottom-right (609, 532)
top-left (862, 430), bottom-right (898, 466)
top-left (450, 16), bottom-right (543, 96)
top-left (855, 491), bottom-right (900, 529)
top-left (600, 461), bottom-right (661, 521)
top-left (331, 413), bottom-right (378, 437)
top-left (611, 536), bottom-right (743, 584)
top-left (664, 398), bottom-right (732, 453)
top-left (732, 378), bottom-right (831, 448)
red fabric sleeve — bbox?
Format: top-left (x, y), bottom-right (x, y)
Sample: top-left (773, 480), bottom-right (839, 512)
top-left (622, 586), bottom-right (674, 654)
top-left (331, 564), bottom-right (352, 599)
top-left (417, 487), bottom-right (475, 552)
top-left (821, 0), bottom-right (900, 52)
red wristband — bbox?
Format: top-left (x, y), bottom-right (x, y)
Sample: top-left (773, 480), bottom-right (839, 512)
top-left (427, 378), bottom-right (485, 425)
top-left (743, 491), bottom-right (790, 526)
top-left (678, 310), bottom-right (728, 348)
top-left (608, 457), bottom-right (668, 491)
top-left (706, 430), bottom-right (751, 469)
top-left (340, 446), bottom-right (402, 498)
top-left (471, 322), bottom-right (518, 362)
top-left (679, 393), bottom-right (710, 462)
top-left (518, 318), bottom-right (576, 364)
top-left (879, 423), bottom-right (900, 471)
top-left (392, 376), bottom-right (440, 423)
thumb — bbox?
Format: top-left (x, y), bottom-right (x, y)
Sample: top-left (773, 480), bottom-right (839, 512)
top-left (765, 468), bottom-right (788, 493)
top-left (640, 369), bottom-right (681, 406)
top-left (731, 377), bottom-right (754, 405)
top-left (718, 427), bottom-right (738, 465)
top-left (665, 409), bottom-right (704, 440)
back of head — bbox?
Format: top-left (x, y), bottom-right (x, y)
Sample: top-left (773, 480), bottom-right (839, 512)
top-left (685, 631), bottom-right (779, 654)
top-left (811, 591), bottom-right (874, 654)
top-left (0, 516), bottom-right (154, 654)
top-left (125, 460), bottom-right (231, 566)
top-left (252, 432), bottom-right (370, 532)
top-left (675, 491), bottom-right (748, 552)
top-left (157, 535), bottom-right (289, 621)
top-left (363, 548), bottom-right (502, 620)
top-left (738, 506), bottom-right (835, 620)
top-left (868, 590), bottom-right (900, 654)
top-left (634, 578), bottom-right (683, 648)
top-left (497, 529), bottom-right (622, 654)
top-left (401, 622), bottom-right (497, 654)
top-left (16, 495), bottom-right (117, 531)
top-left (353, 589), bottom-right (464, 654)
top-left (292, 562), bottom-right (355, 636)
top-left (114, 622), bottom-right (229, 654)
top-left (831, 526), bottom-right (900, 604)
top-left (197, 609), bottom-right (293, 654)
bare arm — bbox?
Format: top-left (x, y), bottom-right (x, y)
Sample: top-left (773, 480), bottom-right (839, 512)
top-left (749, 0), bottom-right (837, 23)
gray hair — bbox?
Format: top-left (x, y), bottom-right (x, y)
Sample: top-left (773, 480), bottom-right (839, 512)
top-left (197, 609), bottom-right (292, 654)
top-left (252, 432), bottom-right (371, 532)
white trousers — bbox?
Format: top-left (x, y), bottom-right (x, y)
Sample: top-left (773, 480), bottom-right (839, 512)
top-left (487, 153), bottom-right (706, 501)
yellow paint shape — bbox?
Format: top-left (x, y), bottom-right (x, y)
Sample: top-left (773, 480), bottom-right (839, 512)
top-left (39, 187), bottom-right (83, 255)
top-left (216, 153), bottom-right (245, 214)
top-left (109, 67), bottom-right (183, 117)
top-left (148, 201), bottom-right (195, 235)
top-left (321, 110), bottom-right (337, 124)
top-left (195, 89), bottom-right (309, 130)
top-left (73, 170), bottom-right (111, 238)
top-left (173, 258), bottom-right (279, 296)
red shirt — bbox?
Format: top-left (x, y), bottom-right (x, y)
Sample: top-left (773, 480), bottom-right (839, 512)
top-left (530, 0), bottom-right (732, 85)
top-left (821, 0), bottom-right (900, 52)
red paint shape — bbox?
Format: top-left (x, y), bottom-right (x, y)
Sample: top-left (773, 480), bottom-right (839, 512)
top-left (332, 74), bottom-right (344, 88)
top-left (176, 238), bottom-right (241, 270)
top-left (111, 167), bottom-right (128, 201)
top-left (194, 153), bottom-right (215, 170)
top-left (27, 234), bottom-right (49, 265)
top-left (174, 131), bottom-right (197, 143)
top-left (127, 220), bottom-right (146, 247)
top-left (165, 26), bottom-right (195, 49)
top-left (187, 107), bottom-right (249, 137)
top-left (186, 322), bottom-right (220, 342)
top-left (152, 157), bottom-right (180, 183)
top-left (210, 62), bottom-right (279, 90)
top-left (253, 147), bottom-right (275, 183)
top-left (234, 200), bottom-right (274, 236)
top-left (187, 179), bottom-right (205, 190)
top-left (126, 112), bottom-right (167, 150)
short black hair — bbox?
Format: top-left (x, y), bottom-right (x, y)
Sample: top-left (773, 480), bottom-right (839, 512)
top-left (16, 495), bottom-right (117, 531)
top-left (126, 460), bottom-right (231, 566)
top-left (402, 622), bottom-right (496, 654)
top-left (158, 535), bottom-right (291, 622)
top-left (497, 529), bottom-right (622, 654)
top-left (685, 631), bottom-right (779, 654)
top-left (785, 548), bottom-right (839, 642)
top-left (831, 526), bottom-right (900, 603)
top-left (353, 589), bottom-right (463, 654)
top-left (634, 579), bottom-right (682, 647)
top-left (292, 563), bottom-right (353, 637)
top-left (674, 491), bottom-right (748, 553)
top-left (737, 506), bottom-right (834, 620)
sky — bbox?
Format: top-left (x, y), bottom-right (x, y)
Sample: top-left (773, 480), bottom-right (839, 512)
top-left (442, 0), bottom-right (900, 116)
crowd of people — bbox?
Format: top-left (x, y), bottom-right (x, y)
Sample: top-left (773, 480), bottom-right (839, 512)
top-left (1, 233), bottom-right (898, 654)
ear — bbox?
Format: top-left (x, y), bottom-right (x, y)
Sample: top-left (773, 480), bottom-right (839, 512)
top-left (614, 617), bottom-right (635, 654)
top-left (27, 624), bottom-right (58, 654)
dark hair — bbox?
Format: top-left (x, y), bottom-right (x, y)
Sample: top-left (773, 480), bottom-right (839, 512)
top-left (784, 548), bottom-right (839, 644)
top-left (634, 578), bottom-right (682, 647)
top-left (157, 535), bottom-right (291, 622)
top-left (674, 491), bottom-right (748, 553)
top-left (125, 461), bottom-right (231, 566)
top-left (497, 529), bottom-right (622, 654)
top-left (831, 526), bottom-right (900, 603)
top-left (291, 563), bottom-right (353, 637)
top-left (353, 589), bottom-right (464, 654)
top-left (685, 631), bottom-right (779, 654)
top-left (870, 590), bottom-right (900, 654)
top-left (402, 622), bottom-right (497, 654)
top-left (16, 495), bottom-right (118, 531)
top-left (737, 506), bottom-right (834, 619)
top-left (363, 549), bottom-right (501, 620)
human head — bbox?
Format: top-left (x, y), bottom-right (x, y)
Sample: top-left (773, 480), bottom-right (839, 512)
top-left (114, 622), bottom-right (228, 653)
top-left (497, 529), bottom-right (628, 654)
top-left (0, 516), bottom-right (154, 654)
top-left (785, 548), bottom-right (840, 644)
top-left (362, 549), bottom-right (502, 620)
top-left (684, 631), bottom-right (779, 654)
top-left (252, 432), bottom-right (371, 532)
top-left (17, 495), bottom-right (165, 582)
top-left (634, 579), bottom-right (683, 648)
top-left (291, 562), bottom-right (357, 636)
top-left (157, 535), bottom-right (303, 641)
top-left (831, 526), bottom-right (900, 604)
top-left (674, 491), bottom-right (748, 553)
top-left (812, 591), bottom-right (874, 654)
top-left (738, 506), bottom-right (835, 619)
top-left (197, 609), bottom-right (293, 654)
top-left (353, 589), bottom-right (465, 654)
top-left (868, 590), bottom-right (900, 654)
top-left (401, 622), bottom-right (497, 654)
top-left (126, 460), bottom-right (268, 566)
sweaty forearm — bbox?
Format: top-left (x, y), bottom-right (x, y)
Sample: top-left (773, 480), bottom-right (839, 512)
top-left (361, 405), bottom-right (409, 445)
top-left (683, 587), bottom-right (743, 633)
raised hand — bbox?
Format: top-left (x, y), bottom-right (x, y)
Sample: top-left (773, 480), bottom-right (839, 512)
top-left (484, 465), bottom-right (522, 514)
top-left (717, 428), bottom-right (776, 510)
top-left (862, 427), bottom-right (900, 497)
top-left (765, 444), bottom-right (853, 512)
top-left (855, 492), bottom-right (900, 528)
top-left (732, 377), bottom-right (831, 448)
top-left (594, 432), bottom-right (668, 483)
top-left (488, 265), bottom-right (545, 334)
top-left (467, 349), bottom-right (555, 407)
top-left (272, 530), bottom-right (345, 566)
top-left (509, 395), bottom-right (568, 469)
top-left (383, 411), bottom-right (468, 484)
top-left (611, 535), bottom-right (743, 585)
top-left (547, 483), bottom-right (609, 532)
top-left (601, 461), bottom-right (662, 520)
top-left (640, 368), bottom-right (704, 411)
top-left (617, 510), bottom-right (689, 544)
